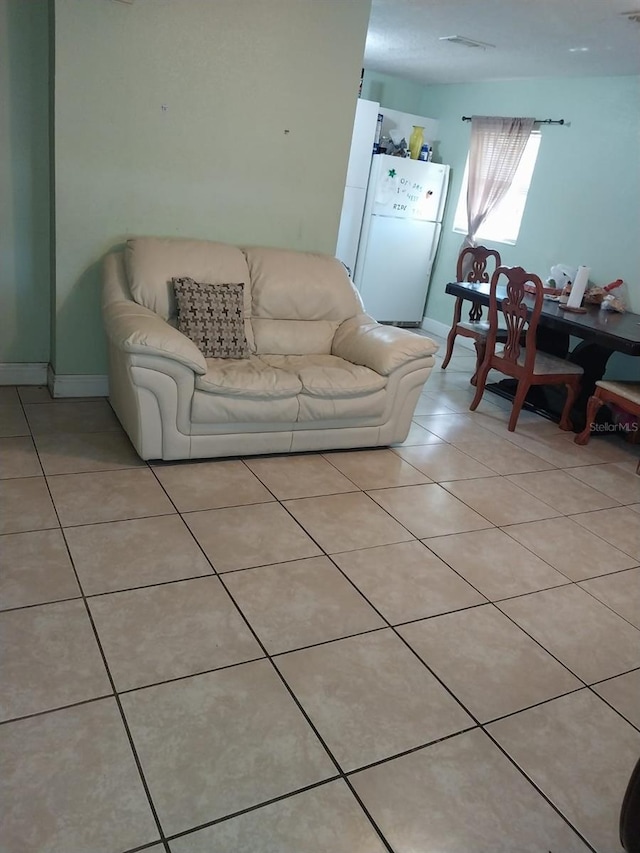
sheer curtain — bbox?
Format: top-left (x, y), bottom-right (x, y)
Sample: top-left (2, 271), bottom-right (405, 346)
top-left (461, 115), bottom-right (535, 262)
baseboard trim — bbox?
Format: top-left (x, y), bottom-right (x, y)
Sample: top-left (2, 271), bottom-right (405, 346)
top-left (420, 317), bottom-right (475, 351)
top-left (47, 366), bottom-right (109, 398)
top-left (0, 363), bottom-right (48, 385)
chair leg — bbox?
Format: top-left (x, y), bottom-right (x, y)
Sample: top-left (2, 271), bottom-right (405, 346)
top-left (469, 360), bottom-right (491, 411)
top-left (441, 298), bottom-right (463, 370)
top-left (508, 380), bottom-right (531, 432)
top-left (470, 340), bottom-right (485, 386)
top-left (574, 393), bottom-right (604, 445)
top-left (558, 381), bottom-right (579, 431)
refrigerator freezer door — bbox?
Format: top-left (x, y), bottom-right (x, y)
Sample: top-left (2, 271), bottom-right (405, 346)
top-left (345, 99), bottom-right (380, 189)
top-left (355, 217), bottom-right (441, 323)
top-left (370, 155), bottom-right (450, 222)
top-left (335, 185), bottom-right (367, 276)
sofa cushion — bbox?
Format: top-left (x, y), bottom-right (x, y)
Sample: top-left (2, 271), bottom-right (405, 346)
top-left (244, 246), bottom-right (363, 322)
top-left (126, 237), bottom-right (255, 351)
top-left (195, 355), bottom-right (301, 398)
top-left (297, 389), bottom-right (387, 422)
top-left (173, 278), bottom-right (249, 359)
top-left (191, 391), bottom-right (299, 425)
top-left (252, 319), bottom-right (339, 356)
top-left (260, 354), bottom-right (386, 398)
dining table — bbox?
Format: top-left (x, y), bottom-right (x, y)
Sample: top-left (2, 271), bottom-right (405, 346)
top-left (444, 280), bottom-right (640, 431)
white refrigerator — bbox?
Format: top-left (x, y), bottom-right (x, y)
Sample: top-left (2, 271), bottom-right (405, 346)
top-left (335, 98), bottom-right (380, 276)
top-left (353, 154), bottom-right (450, 324)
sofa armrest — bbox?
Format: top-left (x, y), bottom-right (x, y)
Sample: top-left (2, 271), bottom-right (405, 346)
top-left (103, 300), bottom-right (207, 375)
top-left (332, 314), bottom-right (439, 376)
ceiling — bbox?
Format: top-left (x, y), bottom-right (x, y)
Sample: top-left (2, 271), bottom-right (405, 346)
top-left (364, 0), bottom-right (640, 84)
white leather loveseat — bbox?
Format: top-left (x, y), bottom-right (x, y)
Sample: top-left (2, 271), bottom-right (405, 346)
top-left (102, 237), bottom-right (438, 460)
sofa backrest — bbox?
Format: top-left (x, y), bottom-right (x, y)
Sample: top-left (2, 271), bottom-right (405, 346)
top-left (244, 246), bottom-right (363, 355)
top-left (124, 237), bottom-right (364, 357)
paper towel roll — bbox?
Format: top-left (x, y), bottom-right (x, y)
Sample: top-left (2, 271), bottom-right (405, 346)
top-left (567, 265), bottom-right (590, 308)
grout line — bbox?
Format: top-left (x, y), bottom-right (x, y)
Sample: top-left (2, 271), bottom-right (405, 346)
top-left (3, 398), bottom-right (633, 851)
top-left (23, 430), bottom-right (172, 849)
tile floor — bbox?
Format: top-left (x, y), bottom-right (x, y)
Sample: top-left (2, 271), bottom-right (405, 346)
top-left (1, 336), bottom-right (639, 853)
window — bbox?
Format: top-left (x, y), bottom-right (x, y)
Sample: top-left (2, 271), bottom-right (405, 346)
top-left (453, 131), bottom-right (541, 245)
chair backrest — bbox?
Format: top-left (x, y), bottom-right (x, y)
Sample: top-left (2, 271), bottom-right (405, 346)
top-left (457, 245), bottom-right (502, 284)
top-left (487, 265), bottom-right (544, 372)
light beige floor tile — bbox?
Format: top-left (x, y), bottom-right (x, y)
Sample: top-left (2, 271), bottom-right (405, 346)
top-left (1, 698), bottom-right (159, 853)
top-left (332, 540), bottom-right (485, 623)
top-left (170, 779), bottom-right (387, 853)
top-left (224, 556), bottom-right (384, 653)
top-left (0, 404), bottom-right (29, 437)
top-left (566, 463), bottom-right (640, 506)
top-left (391, 420), bottom-right (445, 447)
top-left (368, 483), bottom-right (494, 538)
top-left (412, 413), bottom-right (497, 443)
top-left (451, 434), bottom-right (555, 475)
top-left (424, 528), bottom-right (569, 600)
top-left (323, 448), bottom-right (430, 490)
top-left (89, 576), bottom-right (262, 691)
top-left (350, 728), bottom-right (590, 853)
top-left (0, 477), bottom-right (58, 534)
top-left (277, 630), bottom-right (473, 771)
top-left (65, 514), bottom-right (213, 595)
top-left (412, 395), bottom-right (456, 416)
top-left (488, 690), bottom-right (640, 853)
top-left (0, 386), bottom-right (20, 404)
top-left (439, 354), bottom-right (479, 373)
top-left (393, 444), bottom-right (497, 481)
top-left (428, 388), bottom-right (513, 415)
top-left (507, 468), bottom-right (620, 514)
top-left (283, 492), bottom-right (414, 554)
top-left (579, 568), bottom-right (640, 628)
top-left (33, 430), bottom-right (143, 475)
top-left (24, 400), bottom-right (120, 434)
top-left (185, 502), bottom-right (321, 572)
top-left (504, 431), bottom-right (609, 468)
top-left (399, 605), bottom-right (581, 722)
top-left (571, 506), bottom-right (640, 560)
top-left (121, 661), bottom-right (335, 835)
top-left (0, 529), bottom-right (80, 610)
top-left (0, 599), bottom-right (111, 721)
top-left (502, 516), bottom-right (637, 581)
top-left (498, 585), bottom-right (640, 683)
top-left (244, 454), bottom-right (357, 499)
top-left (442, 477), bottom-right (560, 526)
top-left (16, 385), bottom-right (53, 404)
top-left (593, 669), bottom-right (640, 728)
top-left (48, 468), bottom-right (175, 527)
top-left (152, 459), bottom-right (275, 511)
top-left (560, 433), bottom-right (640, 465)
top-left (0, 436), bottom-right (42, 479)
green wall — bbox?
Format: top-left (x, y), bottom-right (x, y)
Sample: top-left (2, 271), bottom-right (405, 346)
top-left (0, 0), bottom-right (50, 364)
top-left (52, 0), bottom-right (371, 375)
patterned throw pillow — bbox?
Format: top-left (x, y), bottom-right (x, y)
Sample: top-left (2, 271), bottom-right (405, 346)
top-left (173, 278), bottom-right (249, 359)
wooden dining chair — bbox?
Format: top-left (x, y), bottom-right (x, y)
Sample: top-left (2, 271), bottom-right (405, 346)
top-left (469, 265), bottom-right (584, 432)
top-left (441, 245), bottom-right (502, 385)
top-left (575, 380), bottom-right (640, 473)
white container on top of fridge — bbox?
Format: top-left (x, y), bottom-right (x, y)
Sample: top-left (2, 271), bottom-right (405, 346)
top-left (353, 154), bottom-right (450, 325)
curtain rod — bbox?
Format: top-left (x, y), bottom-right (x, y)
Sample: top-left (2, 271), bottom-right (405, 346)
top-left (461, 116), bottom-right (565, 125)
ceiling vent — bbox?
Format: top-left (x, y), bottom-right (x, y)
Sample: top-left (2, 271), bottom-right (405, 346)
top-left (439, 35), bottom-right (496, 50)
